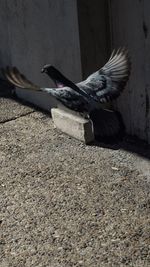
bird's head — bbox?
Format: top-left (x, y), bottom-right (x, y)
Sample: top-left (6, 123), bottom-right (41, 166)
top-left (41, 64), bottom-right (56, 75)
top-left (41, 65), bottom-right (69, 88)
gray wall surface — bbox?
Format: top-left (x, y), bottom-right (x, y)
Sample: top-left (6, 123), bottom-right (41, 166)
top-left (0, 0), bottom-right (82, 109)
top-left (109, 0), bottom-right (150, 143)
top-left (77, 0), bottom-right (110, 79)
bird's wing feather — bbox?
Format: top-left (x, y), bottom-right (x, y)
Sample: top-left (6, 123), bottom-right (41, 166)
top-left (101, 48), bottom-right (131, 83)
top-left (78, 48), bottom-right (131, 103)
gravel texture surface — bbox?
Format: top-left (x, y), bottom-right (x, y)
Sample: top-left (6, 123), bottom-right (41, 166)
top-left (0, 97), bottom-right (33, 123)
top-left (0, 98), bottom-right (150, 267)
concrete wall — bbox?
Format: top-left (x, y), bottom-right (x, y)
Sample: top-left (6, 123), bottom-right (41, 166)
top-left (0, 0), bottom-right (109, 111)
top-left (77, 0), bottom-right (110, 79)
top-left (109, 0), bottom-right (150, 143)
top-left (0, 0), bottom-right (82, 109)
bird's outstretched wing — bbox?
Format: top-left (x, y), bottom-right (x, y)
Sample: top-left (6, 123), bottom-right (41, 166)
top-left (78, 48), bottom-right (131, 103)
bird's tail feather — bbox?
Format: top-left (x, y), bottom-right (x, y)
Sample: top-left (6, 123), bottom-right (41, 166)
top-left (1, 67), bottom-right (40, 91)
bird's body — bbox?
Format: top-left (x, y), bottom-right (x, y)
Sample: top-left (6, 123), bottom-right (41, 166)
top-left (42, 48), bottom-right (131, 105)
top-left (42, 86), bottom-right (94, 113)
top-left (2, 66), bottom-right (96, 114)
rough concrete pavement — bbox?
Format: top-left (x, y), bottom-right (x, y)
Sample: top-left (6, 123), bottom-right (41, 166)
top-left (0, 97), bottom-right (150, 267)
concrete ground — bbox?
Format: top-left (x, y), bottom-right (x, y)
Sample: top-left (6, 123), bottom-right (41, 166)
top-left (0, 97), bottom-right (150, 267)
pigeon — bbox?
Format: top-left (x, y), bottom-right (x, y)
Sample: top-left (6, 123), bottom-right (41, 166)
top-left (2, 66), bottom-right (97, 114)
top-left (2, 48), bottom-right (131, 114)
top-left (41, 48), bottom-right (131, 104)
top-left (41, 65), bottom-right (98, 104)
top-left (40, 48), bottom-right (130, 142)
top-left (1, 48), bottom-right (130, 142)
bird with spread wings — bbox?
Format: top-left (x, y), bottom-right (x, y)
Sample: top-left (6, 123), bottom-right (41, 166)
top-left (2, 48), bottom-right (131, 114)
top-left (1, 48), bottom-right (131, 141)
